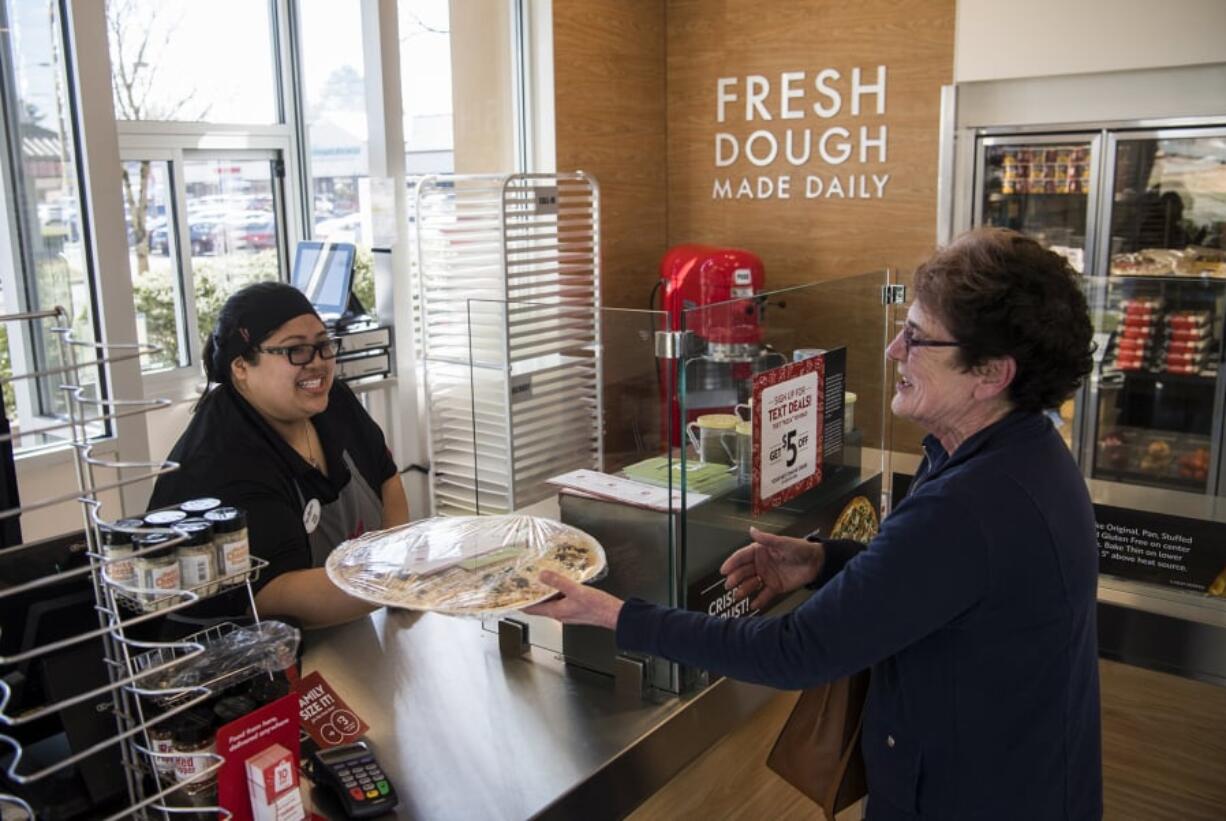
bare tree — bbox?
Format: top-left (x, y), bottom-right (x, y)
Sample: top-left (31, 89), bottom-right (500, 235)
top-left (107, 0), bottom-right (210, 275)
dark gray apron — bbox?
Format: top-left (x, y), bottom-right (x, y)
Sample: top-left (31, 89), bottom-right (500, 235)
top-left (301, 449), bottom-right (385, 566)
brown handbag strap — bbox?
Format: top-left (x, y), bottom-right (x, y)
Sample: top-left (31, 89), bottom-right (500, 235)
top-left (820, 703), bottom-right (866, 821)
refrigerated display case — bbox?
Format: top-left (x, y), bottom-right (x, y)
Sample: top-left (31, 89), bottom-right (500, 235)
top-left (1104, 129), bottom-right (1226, 269)
top-left (974, 133), bottom-right (1102, 274)
top-left (1084, 274), bottom-right (1226, 494)
top-left (971, 124), bottom-right (1226, 497)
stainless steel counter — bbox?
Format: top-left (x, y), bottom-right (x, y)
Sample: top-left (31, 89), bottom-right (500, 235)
top-left (300, 607), bottom-right (783, 820)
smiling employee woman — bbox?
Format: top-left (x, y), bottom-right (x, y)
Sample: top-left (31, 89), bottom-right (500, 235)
top-left (149, 282), bottom-right (408, 628)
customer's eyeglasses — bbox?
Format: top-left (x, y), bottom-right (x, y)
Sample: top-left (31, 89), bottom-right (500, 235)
top-left (256, 337), bottom-right (343, 366)
top-left (900, 324), bottom-right (960, 356)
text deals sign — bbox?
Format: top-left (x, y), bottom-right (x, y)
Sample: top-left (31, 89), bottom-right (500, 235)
top-left (752, 355), bottom-right (824, 515)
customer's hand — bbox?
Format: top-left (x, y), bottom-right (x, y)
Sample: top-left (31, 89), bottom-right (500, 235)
top-left (720, 527), bottom-right (824, 611)
top-left (523, 570), bottom-right (625, 630)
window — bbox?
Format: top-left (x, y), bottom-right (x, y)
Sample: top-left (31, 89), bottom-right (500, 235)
top-left (297, 0), bottom-right (457, 313)
top-left (0, 0), bottom-right (104, 450)
top-left (123, 159), bottom-right (184, 372)
top-left (107, 0), bottom-right (279, 125)
top-left (120, 151), bottom-right (290, 377)
top-left (109, 0), bottom-right (295, 387)
top-left (182, 157), bottom-right (287, 339)
top-left (298, 0), bottom-right (369, 244)
top-left (400, 0), bottom-right (455, 176)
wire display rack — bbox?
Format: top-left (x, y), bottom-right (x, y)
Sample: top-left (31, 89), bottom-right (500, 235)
top-left (0, 307), bottom-right (267, 819)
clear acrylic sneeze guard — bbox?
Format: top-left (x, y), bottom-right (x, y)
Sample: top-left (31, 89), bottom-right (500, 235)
top-left (461, 274), bottom-right (900, 693)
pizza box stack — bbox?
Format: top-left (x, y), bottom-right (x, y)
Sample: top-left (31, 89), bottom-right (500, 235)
top-left (1114, 297), bottom-right (1162, 372)
top-left (1164, 310), bottom-right (1212, 376)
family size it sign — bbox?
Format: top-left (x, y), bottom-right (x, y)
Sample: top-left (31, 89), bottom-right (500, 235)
top-left (1095, 503), bottom-right (1226, 596)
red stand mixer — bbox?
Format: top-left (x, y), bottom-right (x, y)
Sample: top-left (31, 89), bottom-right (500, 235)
top-left (657, 244), bottom-right (769, 447)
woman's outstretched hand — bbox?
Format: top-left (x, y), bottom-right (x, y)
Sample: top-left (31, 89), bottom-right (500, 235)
top-left (522, 570), bottom-right (625, 630)
top-left (719, 526), bottom-right (825, 611)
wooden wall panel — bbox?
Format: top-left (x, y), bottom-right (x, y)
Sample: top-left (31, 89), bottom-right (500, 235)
top-left (666, 0), bottom-right (954, 278)
top-left (553, 0), bottom-right (668, 312)
top-left (666, 0), bottom-right (954, 451)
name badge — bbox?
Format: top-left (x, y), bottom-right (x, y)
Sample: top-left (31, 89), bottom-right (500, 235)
top-left (303, 498), bottom-right (322, 534)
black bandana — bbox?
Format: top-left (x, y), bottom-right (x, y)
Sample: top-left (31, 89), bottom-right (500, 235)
top-left (209, 282), bottom-right (319, 383)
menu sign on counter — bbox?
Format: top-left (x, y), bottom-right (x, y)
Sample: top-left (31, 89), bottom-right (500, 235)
top-left (1095, 503), bottom-right (1226, 596)
top-left (215, 694), bottom-right (300, 821)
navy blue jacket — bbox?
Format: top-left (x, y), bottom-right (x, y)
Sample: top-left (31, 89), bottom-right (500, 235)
top-left (617, 411), bottom-right (1102, 819)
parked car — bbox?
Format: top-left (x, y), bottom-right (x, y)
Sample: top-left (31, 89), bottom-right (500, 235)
top-left (188, 221), bottom-right (224, 255)
top-left (237, 219), bottom-right (277, 251)
top-left (147, 223), bottom-right (171, 255)
top-left (147, 221), bottom-right (225, 256)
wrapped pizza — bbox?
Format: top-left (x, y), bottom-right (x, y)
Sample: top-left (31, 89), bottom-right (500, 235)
top-left (325, 515), bottom-right (607, 618)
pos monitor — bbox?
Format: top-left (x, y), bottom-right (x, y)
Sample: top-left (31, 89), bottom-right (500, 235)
top-left (290, 240), bottom-right (359, 325)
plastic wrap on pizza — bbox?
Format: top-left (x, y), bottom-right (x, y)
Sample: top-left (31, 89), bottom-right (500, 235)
top-left (325, 515), bottom-right (607, 618)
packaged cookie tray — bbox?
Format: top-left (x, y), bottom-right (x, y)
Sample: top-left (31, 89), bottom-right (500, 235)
top-left (1096, 428), bottom-right (1211, 481)
top-left (326, 514), bottom-right (608, 619)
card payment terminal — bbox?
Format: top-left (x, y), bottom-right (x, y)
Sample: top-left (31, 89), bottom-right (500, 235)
top-left (309, 740), bottom-right (398, 818)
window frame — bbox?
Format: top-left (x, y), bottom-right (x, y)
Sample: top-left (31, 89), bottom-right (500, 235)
top-left (2, 0), bottom-right (538, 527)
top-left (0, 0), bottom-right (115, 457)
top-left (111, 0), bottom-right (307, 401)
top-left (118, 142), bottom-right (298, 400)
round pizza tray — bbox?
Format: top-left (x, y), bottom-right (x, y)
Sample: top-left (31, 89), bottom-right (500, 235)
top-left (325, 514), bottom-right (607, 618)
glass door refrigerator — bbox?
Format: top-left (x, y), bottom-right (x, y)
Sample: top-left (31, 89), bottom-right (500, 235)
top-left (973, 132), bottom-right (1103, 451)
top-left (1087, 126), bottom-right (1226, 496)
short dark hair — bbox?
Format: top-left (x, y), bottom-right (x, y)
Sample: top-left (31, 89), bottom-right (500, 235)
top-left (914, 227), bottom-right (1093, 412)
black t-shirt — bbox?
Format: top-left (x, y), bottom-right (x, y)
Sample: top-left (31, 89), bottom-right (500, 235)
top-left (149, 381), bottom-right (397, 596)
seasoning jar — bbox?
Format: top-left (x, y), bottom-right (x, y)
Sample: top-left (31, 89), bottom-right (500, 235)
top-left (179, 497), bottom-right (221, 516)
top-left (132, 532), bottom-right (180, 611)
top-left (98, 518), bottom-right (143, 589)
top-left (174, 518), bottom-right (219, 597)
top-left (144, 508), bottom-right (187, 528)
top-left (172, 708), bottom-right (217, 796)
top-left (147, 719), bottom-right (176, 781)
top-left (203, 507), bottom-right (250, 587)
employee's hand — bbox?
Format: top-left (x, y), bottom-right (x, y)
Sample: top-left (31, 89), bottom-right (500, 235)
top-left (522, 570), bottom-right (624, 630)
top-left (720, 527), bottom-right (824, 611)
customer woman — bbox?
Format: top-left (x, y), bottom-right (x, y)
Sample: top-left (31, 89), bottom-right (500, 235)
top-left (149, 282), bottom-right (408, 628)
top-left (527, 228), bottom-right (1103, 820)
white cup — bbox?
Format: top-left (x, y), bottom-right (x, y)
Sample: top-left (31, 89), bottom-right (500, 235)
top-left (686, 414), bottom-right (739, 464)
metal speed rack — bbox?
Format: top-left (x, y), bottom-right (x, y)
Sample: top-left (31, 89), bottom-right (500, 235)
top-left (414, 172), bottom-right (604, 516)
top-left (0, 307), bottom-right (264, 819)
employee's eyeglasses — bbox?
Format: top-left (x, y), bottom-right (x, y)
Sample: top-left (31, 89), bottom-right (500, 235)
top-left (256, 337), bottom-right (343, 366)
top-left (899, 324), bottom-right (961, 356)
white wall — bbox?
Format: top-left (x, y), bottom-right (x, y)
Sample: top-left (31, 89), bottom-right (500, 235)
top-left (14, 453), bottom-right (123, 541)
top-left (955, 0), bottom-right (1226, 83)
